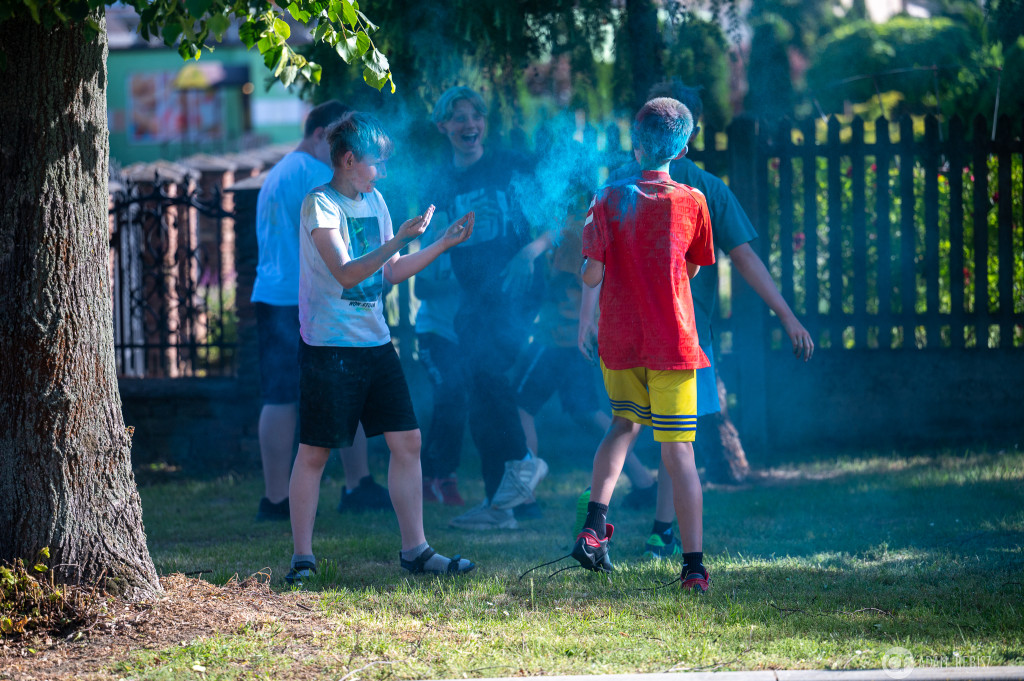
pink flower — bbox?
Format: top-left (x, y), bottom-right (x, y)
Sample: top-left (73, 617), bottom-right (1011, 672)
top-left (992, 191), bottom-right (1000, 203)
top-left (870, 163), bottom-right (877, 173)
top-left (963, 267), bottom-right (971, 286)
top-left (771, 159), bottom-right (780, 170)
top-left (793, 232), bottom-right (806, 251)
top-left (846, 166), bottom-right (853, 177)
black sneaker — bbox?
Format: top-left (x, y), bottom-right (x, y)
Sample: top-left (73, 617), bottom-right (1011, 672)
top-left (256, 497), bottom-right (289, 521)
top-left (337, 475), bottom-right (391, 513)
top-left (623, 484), bottom-right (656, 510)
top-left (571, 523), bottom-right (615, 573)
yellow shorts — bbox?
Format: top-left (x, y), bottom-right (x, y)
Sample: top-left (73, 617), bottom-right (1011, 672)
top-left (601, 361), bottom-right (697, 443)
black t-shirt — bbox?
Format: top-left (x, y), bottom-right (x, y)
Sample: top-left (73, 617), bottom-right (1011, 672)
top-left (423, 149), bottom-right (539, 310)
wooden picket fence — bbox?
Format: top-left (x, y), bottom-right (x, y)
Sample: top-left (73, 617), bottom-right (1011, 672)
top-left (687, 114), bottom-right (1023, 454)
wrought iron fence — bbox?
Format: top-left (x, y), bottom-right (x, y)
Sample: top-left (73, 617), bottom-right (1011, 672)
top-left (109, 172), bottom-right (238, 378)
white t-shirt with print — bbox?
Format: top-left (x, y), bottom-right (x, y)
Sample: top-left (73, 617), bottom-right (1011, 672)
top-left (298, 185), bottom-right (394, 347)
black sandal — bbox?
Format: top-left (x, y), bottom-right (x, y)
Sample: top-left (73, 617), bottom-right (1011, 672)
top-left (400, 548), bottom-right (476, 575)
top-left (285, 560), bottom-right (317, 585)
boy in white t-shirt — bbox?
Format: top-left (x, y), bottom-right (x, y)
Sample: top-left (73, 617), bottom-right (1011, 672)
top-left (286, 111), bottom-right (476, 584)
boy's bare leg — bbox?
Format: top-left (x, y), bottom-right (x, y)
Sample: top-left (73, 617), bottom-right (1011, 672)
top-left (339, 423), bottom-right (370, 490)
top-left (592, 410), bottom-right (654, 489)
top-left (290, 443), bottom-right (330, 554)
top-left (654, 459), bottom-right (675, 524)
top-left (518, 408), bottom-right (538, 457)
top-left (383, 429), bottom-right (427, 551)
top-left (590, 416), bottom-right (643, 505)
top-left (259, 403), bottom-right (297, 502)
top-left (660, 441), bottom-right (702, 552)
top-left (624, 449), bottom-right (656, 489)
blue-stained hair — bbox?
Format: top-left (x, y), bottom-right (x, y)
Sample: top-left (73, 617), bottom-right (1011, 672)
top-left (326, 111), bottom-right (394, 166)
top-left (431, 86), bottom-right (487, 126)
top-left (630, 97), bottom-right (694, 164)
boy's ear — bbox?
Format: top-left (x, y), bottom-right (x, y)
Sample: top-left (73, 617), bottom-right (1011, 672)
top-left (674, 144), bottom-right (689, 160)
top-left (337, 150), bottom-right (356, 169)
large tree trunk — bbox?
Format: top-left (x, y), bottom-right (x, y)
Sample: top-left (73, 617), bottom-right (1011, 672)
top-left (0, 14), bottom-right (160, 599)
top-left (695, 375), bottom-right (751, 485)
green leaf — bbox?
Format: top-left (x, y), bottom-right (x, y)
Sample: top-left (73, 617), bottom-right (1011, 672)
top-left (238, 21), bottom-right (259, 49)
top-left (308, 62), bottom-right (323, 84)
top-left (273, 46), bottom-right (290, 77)
top-left (340, 0), bottom-right (357, 27)
top-left (366, 47), bottom-right (389, 75)
top-left (161, 20), bottom-right (183, 45)
top-left (273, 16), bottom-right (291, 40)
top-left (21, 0), bottom-right (41, 24)
top-left (336, 34), bottom-right (358, 63)
top-left (355, 30), bottom-right (370, 55)
top-left (262, 45), bottom-right (283, 70)
top-left (327, 0), bottom-right (341, 24)
top-left (208, 14), bottom-right (230, 41)
top-left (185, 0), bottom-right (212, 18)
top-left (281, 64), bottom-right (298, 87)
top-left (363, 65), bottom-right (386, 90)
top-left (312, 21), bottom-right (330, 44)
top-left (32, 563), bottom-right (47, 573)
top-left (356, 9), bottom-right (377, 31)
top-left (286, 2), bottom-right (311, 23)
top-left (39, 547), bottom-right (50, 559)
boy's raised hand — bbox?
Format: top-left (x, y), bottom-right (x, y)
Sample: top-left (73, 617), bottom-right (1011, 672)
top-left (440, 212), bottom-right (475, 249)
top-left (397, 205), bottom-right (435, 242)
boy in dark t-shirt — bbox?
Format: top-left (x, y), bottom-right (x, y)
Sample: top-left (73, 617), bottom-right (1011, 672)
top-left (424, 87), bottom-right (553, 530)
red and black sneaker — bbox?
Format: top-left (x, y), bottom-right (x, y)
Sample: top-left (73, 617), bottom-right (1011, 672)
top-left (571, 523), bottom-right (615, 573)
top-left (681, 566), bottom-right (711, 593)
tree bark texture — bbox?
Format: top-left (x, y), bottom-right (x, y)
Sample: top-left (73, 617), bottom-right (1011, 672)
top-left (695, 375), bottom-right (751, 485)
top-left (0, 15), bottom-right (160, 598)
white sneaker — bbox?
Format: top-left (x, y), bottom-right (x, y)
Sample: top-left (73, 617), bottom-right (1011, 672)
top-left (448, 501), bottom-right (519, 531)
top-left (490, 456), bottom-right (549, 510)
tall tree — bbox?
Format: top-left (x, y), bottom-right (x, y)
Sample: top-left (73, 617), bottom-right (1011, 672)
top-left (0, 0), bottom-right (389, 599)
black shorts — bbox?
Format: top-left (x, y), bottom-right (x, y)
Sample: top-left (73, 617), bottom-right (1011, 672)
top-left (298, 341), bottom-right (418, 448)
top-left (256, 303), bottom-right (300, 404)
top-left (514, 343), bottom-right (600, 419)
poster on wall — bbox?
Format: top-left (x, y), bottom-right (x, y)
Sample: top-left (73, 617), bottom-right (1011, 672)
top-left (128, 71), bottom-right (223, 145)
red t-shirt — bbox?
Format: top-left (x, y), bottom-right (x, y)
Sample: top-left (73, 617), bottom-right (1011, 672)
top-left (582, 170), bottom-right (715, 371)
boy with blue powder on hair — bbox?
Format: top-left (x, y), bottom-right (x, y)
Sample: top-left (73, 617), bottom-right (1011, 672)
top-left (286, 111), bottom-right (477, 584)
top-left (574, 98), bottom-right (715, 592)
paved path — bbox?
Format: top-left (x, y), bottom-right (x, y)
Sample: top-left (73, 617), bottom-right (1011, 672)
top-left (435, 667), bottom-right (1024, 681)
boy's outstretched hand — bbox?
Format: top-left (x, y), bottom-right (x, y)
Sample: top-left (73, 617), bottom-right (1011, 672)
top-left (440, 212), bottom-right (474, 249)
top-left (397, 205), bottom-right (435, 242)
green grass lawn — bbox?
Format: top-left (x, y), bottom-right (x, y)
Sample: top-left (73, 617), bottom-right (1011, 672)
top-left (128, 433), bottom-right (1024, 680)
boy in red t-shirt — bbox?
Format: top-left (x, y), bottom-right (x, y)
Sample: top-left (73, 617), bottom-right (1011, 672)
top-left (575, 98), bottom-right (715, 592)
